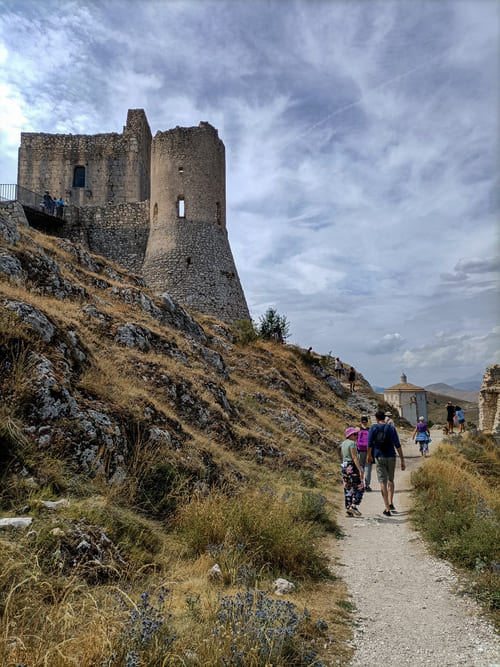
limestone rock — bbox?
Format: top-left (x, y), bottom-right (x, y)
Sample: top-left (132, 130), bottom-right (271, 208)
top-left (4, 300), bottom-right (55, 342)
top-left (0, 517), bottom-right (33, 529)
top-left (0, 250), bottom-right (23, 281)
top-left (209, 563), bottom-right (222, 580)
top-left (37, 498), bottom-right (70, 510)
top-left (114, 322), bottom-right (153, 351)
top-left (273, 577), bottom-right (296, 595)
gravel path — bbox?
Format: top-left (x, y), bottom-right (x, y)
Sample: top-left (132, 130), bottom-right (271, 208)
top-left (333, 429), bottom-right (500, 667)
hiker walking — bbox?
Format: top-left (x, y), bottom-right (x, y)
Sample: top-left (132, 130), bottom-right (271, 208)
top-left (412, 416), bottom-right (431, 457)
top-left (340, 427), bottom-right (365, 517)
top-left (348, 366), bottom-right (356, 392)
top-left (335, 357), bottom-right (343, 379)
top-left (367, 410), bottom-right (405, 517)
top-left (357, 416), bottom-right (372, 491)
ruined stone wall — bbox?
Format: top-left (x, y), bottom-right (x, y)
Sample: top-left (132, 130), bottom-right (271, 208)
top-left (63, 202), bottom-right (150, 275)
top-left (143, 123), bottom-right (249, 322)
top-left (17, 109), bottom-right (151, 208)
top-left (479, 365), bottom-right (500, 435)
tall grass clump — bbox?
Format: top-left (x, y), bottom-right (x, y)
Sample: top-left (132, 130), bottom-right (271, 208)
top-left (412, 433), bottom-right (500, 624)
top-left (175, 486), bottom-right (332, 582)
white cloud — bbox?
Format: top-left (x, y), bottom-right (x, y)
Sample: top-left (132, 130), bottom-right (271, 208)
top-left (0, 0), bottom-right (497, 387)
top-left (367, 333), bottom-right (406, 355)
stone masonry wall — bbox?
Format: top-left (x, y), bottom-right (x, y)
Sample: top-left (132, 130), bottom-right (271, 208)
top-left (143, 218), bottom-right (249, 322)
top-left (63, 202), bottom-right (150, 275)
top-left (18, 110), bottom-right (151, 208)
top-left (479, 365), bottom-right (500, 435)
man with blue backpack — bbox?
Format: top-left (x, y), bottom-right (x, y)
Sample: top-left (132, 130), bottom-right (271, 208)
top-left (367, 410), bottom-right (405, 517)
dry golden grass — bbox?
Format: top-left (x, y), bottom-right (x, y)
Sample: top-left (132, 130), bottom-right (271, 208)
top-left (0, 223), bottom-right (364, 665)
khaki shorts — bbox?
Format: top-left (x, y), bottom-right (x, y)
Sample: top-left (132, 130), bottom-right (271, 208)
top-left (375, 457), bottom-right (396, 484)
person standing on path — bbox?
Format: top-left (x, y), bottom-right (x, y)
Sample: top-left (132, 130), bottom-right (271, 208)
top-left (455, 406), bottom-right (466, 433)
top-left (340, 427), bottom-right (365, 517)
top-left (446, 401), bottom-right (455, 433)
top-left (367, 410), bottom-right (405, 516)
top-left (356, 416), bottom-right (372, 491)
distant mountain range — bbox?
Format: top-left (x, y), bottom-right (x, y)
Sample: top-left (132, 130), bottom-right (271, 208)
top-left (372, 373), bottom-right (482, 404)
top-left (424, 383), bottom-right (479, 404)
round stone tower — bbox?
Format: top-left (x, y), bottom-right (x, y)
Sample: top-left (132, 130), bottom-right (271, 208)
top-left (142, 122), bottom-right (249, 322)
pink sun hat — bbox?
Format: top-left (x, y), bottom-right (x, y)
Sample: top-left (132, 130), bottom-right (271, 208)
top-left (345, 427), bottom-right (359, 438)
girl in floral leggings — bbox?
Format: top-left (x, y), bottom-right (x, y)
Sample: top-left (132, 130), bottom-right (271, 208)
top-left (341, 427), bottom-right (365, 516)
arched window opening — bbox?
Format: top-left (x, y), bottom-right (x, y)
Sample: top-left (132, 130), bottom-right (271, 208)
top-left (73, 166), bottom-right (85, 188)
top-left (178, 197), bottom-right (185, 218)
top-left (186, 257), bottom-right (192, 266)
top-left (216, 201), bottom-right (221, 225)
top-left (153, 202), bottom-right (158, 223)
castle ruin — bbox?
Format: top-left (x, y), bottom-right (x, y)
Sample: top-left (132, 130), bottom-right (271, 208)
top-left (17, 109), bottom-right (250, 323)
top-left (478, 365), bottom-right (500, 436)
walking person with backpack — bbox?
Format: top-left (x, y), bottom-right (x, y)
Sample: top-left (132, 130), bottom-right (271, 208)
top-left (357, 416), bottom-right (372, 491)
top-left (340, 427), bottom-right (365, 517)
top-left (367, 410), bottom-right (405, 517)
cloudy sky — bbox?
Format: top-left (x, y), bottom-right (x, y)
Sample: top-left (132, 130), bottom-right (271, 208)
top-left (1, 0), bottom-right (498, 388)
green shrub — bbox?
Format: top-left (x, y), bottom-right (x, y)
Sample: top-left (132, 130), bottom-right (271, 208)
top-left (134, 463), bottom-right (187, 519)
top-left (233, 318), bottom-right (259, 345)
top-left (258, 308), bottom-right (291, 342)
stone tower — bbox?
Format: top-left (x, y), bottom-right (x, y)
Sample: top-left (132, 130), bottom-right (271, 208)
top-left (142, 122), bottom-right (249, 322)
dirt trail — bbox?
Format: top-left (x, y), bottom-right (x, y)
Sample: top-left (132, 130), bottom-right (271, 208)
top-left (332, 429), bottom-right (500, 667)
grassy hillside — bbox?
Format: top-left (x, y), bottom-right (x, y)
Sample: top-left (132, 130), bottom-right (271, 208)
top-left (412, 433), bottom-right (500, 627)
top-left (0, 210), bottom-right (390, 665)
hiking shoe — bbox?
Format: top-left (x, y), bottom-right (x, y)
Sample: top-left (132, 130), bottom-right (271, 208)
top-left (345, 508), bottom-right (354, 517)
top-left (382, 510), bottom-right (391, 517)
top-left (364, 485), bottom-right (372, 492)
top-left (351, 507), bottom-right (362, 516)
top-left (389, 504), bottom-right (396, 511)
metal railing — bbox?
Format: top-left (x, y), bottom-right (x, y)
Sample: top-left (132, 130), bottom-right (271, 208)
top-left (0, 184), bottom-right (66, 217)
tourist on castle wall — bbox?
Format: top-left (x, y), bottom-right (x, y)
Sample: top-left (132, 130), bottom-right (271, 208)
top-left (412, 416), bottom-right (431, 457)
top-left (340, 427), bottom-right (365, 517)
top-left (55, 197), bottom-right (64, 218)
top-left (367, 410), bottom-right (405, 517)
top-left (357, 416), bottom-right (372, 491)
top-left (42, 190), bottom-right (53, 213)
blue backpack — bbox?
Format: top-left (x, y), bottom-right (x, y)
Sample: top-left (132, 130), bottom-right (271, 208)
top-left (373, 424), bottom-right (391, 454)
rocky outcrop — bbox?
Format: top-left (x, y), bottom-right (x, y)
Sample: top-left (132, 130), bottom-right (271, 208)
top-left (478, 365), bottom-right (500, 435)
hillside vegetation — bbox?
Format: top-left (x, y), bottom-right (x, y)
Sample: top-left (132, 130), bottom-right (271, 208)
top-left (412, 433), bottom-right (500, 627)
top-left (0, 209), bottom-right (388, 665)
